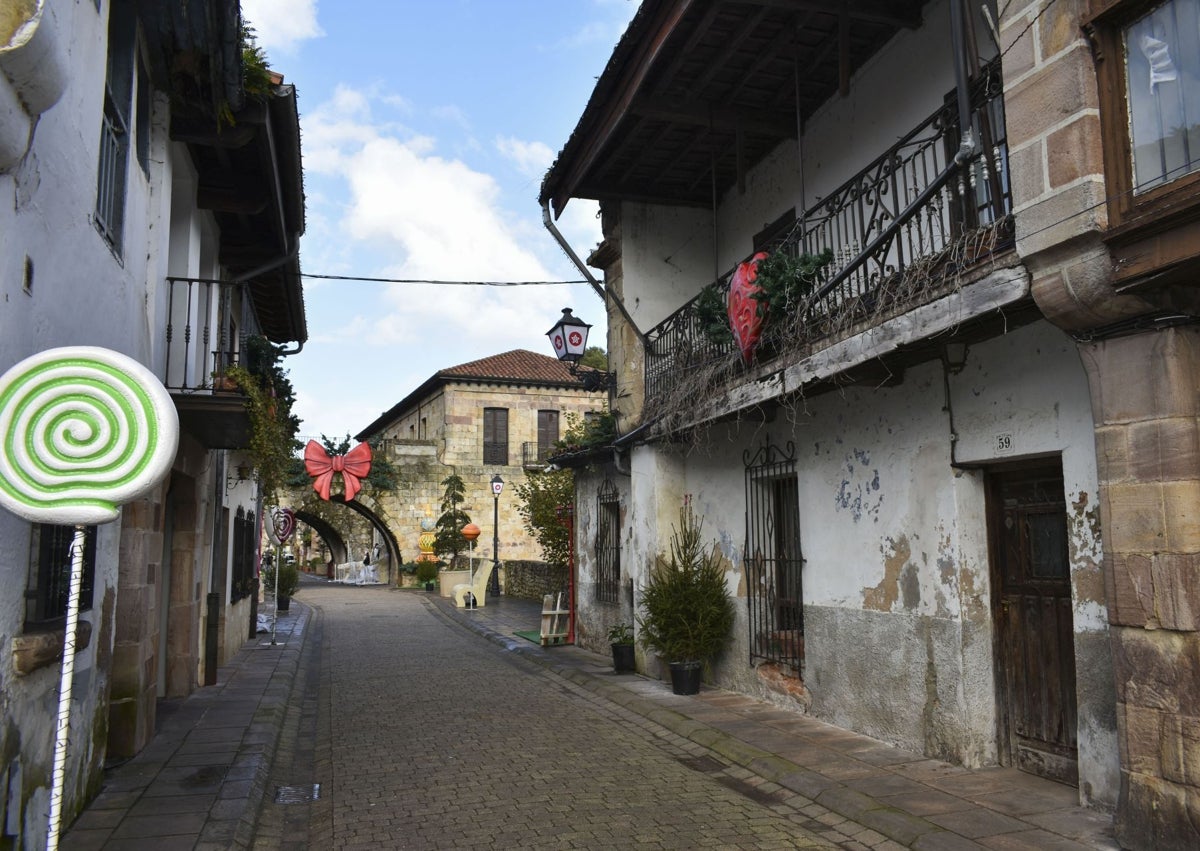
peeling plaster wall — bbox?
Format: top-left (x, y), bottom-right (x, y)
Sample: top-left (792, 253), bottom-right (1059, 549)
top-left (591, 321), bottom-right (1115, 804)
top-left (952, 320), bottom-right (1118, 806)
top-left (570, 464), bottom-right (636, 652)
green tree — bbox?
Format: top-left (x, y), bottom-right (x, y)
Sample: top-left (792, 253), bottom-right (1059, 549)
top-left (433, 474), bottom-right (471, 563)
top-left (513, 468), bottom-right (574, 567)
top-left (579, 346), bottom-right (608, 370)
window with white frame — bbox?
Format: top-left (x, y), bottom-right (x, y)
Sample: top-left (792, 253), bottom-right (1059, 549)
top-left (95, 5), bottom-right (135, 252)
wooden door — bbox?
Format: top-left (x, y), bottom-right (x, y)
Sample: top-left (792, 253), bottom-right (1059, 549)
top-left (987, 462), bottom-right (1078, 785)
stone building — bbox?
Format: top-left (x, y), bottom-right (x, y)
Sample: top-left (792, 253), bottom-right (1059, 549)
top-left (355, 350), bottom-right (606, 574)
top-left (0, 2), bottom-right (306, 842)
top-left (541, 0), bottom-right (1200, 846)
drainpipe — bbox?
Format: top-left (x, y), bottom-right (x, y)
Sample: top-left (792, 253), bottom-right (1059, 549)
top-left (949, 0), bottom-right (976, 164)
top-left (541, 199), bottom-right (646, 346)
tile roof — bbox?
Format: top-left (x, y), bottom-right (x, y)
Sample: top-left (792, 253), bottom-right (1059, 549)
top-left (439, 349), bottom-right (585, 384)
top-left (354, 349), bottom-right (605, 440)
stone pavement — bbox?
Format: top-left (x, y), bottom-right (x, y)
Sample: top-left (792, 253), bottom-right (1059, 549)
top-left (65, 582), bottom-right (1120, 849)
top-left (63, 604), bottom-right (311, 850)
top-left (428, 593), bottom-right (1118, 851)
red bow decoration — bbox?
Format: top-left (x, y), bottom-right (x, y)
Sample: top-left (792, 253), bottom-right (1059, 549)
top-left (303, 440), bottom-right (373, 502)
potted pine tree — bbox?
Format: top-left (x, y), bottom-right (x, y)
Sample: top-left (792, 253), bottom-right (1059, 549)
top-left (637, 504), bottom-right (734, 695)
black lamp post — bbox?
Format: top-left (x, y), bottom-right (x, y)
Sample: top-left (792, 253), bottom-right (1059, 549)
top-left (546, 307), bottom-right (614, 391)
top-left (490, 474), bottom-right (504, 597)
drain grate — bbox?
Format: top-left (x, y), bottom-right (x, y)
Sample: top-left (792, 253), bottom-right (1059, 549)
top-left (274, 783), bottom-right (321, 804)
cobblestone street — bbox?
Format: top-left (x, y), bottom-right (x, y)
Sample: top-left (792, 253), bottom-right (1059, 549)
top-left (264, 584), bottom-right (831, 850)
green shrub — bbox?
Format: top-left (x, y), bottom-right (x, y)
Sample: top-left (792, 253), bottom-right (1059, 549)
top-left (261, 560), bottom-right (300, 598)
top-left (638, 504), bottom-right (733, 664)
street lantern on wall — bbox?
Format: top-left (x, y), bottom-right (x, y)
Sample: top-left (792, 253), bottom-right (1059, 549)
top-left (546, 307), bottom-right (614, 391)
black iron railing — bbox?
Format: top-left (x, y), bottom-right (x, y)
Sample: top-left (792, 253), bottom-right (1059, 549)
top-left (522, 442), bottom-right (556, 468)
top-left (163, 278), bottom-right (262, 393)
top-left (745, 439), bottom-right (804, 670)
top-left (645, 61), bottom-right (1011, 406)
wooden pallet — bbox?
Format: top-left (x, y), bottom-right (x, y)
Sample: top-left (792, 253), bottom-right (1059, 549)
top-left (540, 593), bottom-right (569, 645)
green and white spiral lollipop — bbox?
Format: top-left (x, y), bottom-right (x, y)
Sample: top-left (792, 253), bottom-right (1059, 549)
top-left (0, 347), bottom-right (179, 524)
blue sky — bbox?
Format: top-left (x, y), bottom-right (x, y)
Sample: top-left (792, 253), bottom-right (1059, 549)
top-left (241, 0), bottom-right (637, 440)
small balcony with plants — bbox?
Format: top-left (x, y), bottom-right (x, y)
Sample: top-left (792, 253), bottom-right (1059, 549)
top-left (163, 277), bottom-right (295, 457)
top-left (643, 60), bottom-right (1014, 423)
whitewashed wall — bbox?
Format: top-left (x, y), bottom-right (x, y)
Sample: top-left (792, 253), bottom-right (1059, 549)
top-left (0, 1), bottom-right (150, 845)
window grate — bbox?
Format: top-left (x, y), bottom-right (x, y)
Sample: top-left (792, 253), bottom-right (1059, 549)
top-left (744, 439), bottom-right (803, 671)
top-left (26, 525), bottom-right (97, 628)
top-left (595, 480), bottom-right (621, 604)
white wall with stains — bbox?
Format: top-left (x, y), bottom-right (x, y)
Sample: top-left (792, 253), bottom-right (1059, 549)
top-left (579, 320), bottom-right (1117, 806)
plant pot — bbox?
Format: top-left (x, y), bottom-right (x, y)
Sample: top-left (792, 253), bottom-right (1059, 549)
top-left (668, 660), bottom-right (701, 695)
top-left (424, 581), bottom-right (436, 592)
top-left (612, 643), bottom-right (636, 673)
top-left (276, 595), bottom-right (291, 613)
top-left (438, 569), bottom-right (470, 598)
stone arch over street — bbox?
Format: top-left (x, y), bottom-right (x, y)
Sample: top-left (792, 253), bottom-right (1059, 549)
top-left (291, 491), bottom-right (404, 583)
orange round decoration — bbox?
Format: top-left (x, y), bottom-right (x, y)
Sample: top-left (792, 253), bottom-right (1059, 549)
top-left (461, 522), bottom-right (481, 541)
top-left (727, 251), bottom-right (769, 364)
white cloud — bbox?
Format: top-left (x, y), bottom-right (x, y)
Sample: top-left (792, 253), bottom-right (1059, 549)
top-left (496, 136), bottom-right (554, 179)
top-left (289, 83), bottom-right (607, 438)
top-left (241, 0), bottom-right (323, 54)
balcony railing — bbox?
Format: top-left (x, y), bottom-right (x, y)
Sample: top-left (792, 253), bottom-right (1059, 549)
top-left (163, 277), bottom-right (262, 393)
top-left (522, 442), bottom-right (555, 468)
top-left (645, 60), bottom-right (1012, 408)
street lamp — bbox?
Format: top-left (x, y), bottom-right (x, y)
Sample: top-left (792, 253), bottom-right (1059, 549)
top-left (490, 474), bottom-right (504, 597)
top-left (546, 307), bottom-right (614, 391)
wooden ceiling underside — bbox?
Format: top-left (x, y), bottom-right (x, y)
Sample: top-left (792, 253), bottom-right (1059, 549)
top-left (546, 0), bottom-right (928, 215)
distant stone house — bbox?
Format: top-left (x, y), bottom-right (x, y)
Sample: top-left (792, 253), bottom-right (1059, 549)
top-left (355, 350), bottom-right (606, 575)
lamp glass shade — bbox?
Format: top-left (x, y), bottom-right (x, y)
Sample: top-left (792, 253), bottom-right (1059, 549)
top-left (491, 474), bottom-right (504, 496)
top-left (546, 308), bottom-right (591, 363)
top-left (461, 522), bottom-right (481, 541)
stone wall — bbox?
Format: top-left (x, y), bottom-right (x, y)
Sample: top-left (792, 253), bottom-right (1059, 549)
top-left (503, 560), bottom-right (568, 602)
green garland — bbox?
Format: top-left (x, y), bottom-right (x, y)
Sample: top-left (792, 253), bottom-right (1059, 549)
top-left (225, 365), bottom-right (293, 503)
top-left (750, 248), bottom-right (834, 318)
top-left (695, 283), bottom-right (733, 347)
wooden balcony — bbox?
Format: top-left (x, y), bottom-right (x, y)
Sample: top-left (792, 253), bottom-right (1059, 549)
top-left (644, 61), bottom-right (1014, 414)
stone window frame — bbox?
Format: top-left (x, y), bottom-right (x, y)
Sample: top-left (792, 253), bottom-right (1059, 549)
top-left (1088, 0), bottom-right (1200, 238)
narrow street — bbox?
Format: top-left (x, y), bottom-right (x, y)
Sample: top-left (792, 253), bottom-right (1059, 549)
top-left (259, 583), bottom-right (833, 850)
top-left (65, 579), bottom-right (1118, 850)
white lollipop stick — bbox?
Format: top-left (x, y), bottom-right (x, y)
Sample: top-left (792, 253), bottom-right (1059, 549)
top-left (45, 528), bottom-right (86, 851)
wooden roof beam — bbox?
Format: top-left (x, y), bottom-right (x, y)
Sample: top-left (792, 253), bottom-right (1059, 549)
top-left (734, 0), bottom-right (922, 30)
top-left (630, 96), bottom-right (795, 136)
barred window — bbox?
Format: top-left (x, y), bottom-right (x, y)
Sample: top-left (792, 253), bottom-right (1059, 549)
top-left (745, 441), bottom-right (804, 671)
top-left (595, 480), bottom-right (620, 604)
top-left (231, 507), bottom-right (257, 602)
top-left (26, 525), bottom-right (97, 629)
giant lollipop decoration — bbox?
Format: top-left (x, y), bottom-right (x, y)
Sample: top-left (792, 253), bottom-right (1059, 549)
top-left (0, 347), bottom-right (178, 851)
